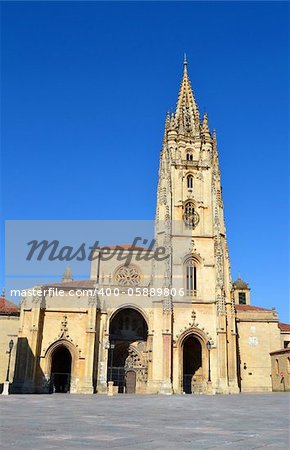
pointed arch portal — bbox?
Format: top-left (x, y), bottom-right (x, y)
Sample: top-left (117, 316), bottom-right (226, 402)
top-left (182, 335), bottom-right (203, 394)
top-left (51, 346), bottom-right (72, 393)
top-left (108, 307), bottom-right (148, 393)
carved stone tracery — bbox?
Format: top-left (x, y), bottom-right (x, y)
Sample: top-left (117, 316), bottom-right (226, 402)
top-left (125, 346), bottom-right (148, 383)
top-left (115, 265), bottom-right (141, 287)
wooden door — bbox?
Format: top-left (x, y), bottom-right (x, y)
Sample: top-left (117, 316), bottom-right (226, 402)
top-left (125, 370), bottom-right (136, 394)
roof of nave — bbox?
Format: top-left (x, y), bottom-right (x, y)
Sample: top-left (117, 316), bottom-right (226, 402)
top-left (45, 279), bottom-right (95, 289)
top-left (99, 244), bottom-right (150, 251)
top-left (0, 292), bottom-right (20, 315)
top-left (235, 304), bottom-right (272, 312)
top-left (278, 322), bottom-right (290, 332)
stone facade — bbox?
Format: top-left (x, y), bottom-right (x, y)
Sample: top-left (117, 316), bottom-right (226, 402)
top-left (279, 323), bottom-right (290, 349)
top-left (236, 305), bottom-right (281, 391)
top-left (270, 349), bottom-right (290, 392)
top-left (0, 316), bottom-right (19, 387)
top-left (6, 60), bottom-right (289, 395)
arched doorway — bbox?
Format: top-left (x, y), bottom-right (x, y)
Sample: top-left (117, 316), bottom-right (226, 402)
top-left (51, 346), bottom-right (72, 393)
top-left (182, 335), bottom-right (203, 394)
top-left (108, 308), bottom-right (148, 393)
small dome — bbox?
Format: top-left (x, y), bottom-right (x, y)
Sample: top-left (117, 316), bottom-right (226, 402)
top-left (233, 277), bottom-right (249, 290)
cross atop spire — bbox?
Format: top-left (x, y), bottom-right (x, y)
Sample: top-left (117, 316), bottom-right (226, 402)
top-left (175, 56), bottom-right (200, 132)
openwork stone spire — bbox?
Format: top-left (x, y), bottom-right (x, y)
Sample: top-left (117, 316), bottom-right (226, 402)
top-left (175, 57), bottom-right (200, 133)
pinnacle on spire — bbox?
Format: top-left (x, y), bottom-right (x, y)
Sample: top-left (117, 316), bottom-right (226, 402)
top-left (202, 112), bottom-right (210, 131)
top-left (163, 112), bottom-right (171, 143)
top-left (166, 111), bottom-right (170, 124)
top-left (62, 265), bottom-right (73, 283)
top-left (212, 129), bottom-right (219, 161)
top-left (175, 56), bottom-right (200, 132)
top-left (202, 112), bottom-right (211, 141)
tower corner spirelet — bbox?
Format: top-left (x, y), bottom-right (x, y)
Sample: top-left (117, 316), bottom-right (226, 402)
top-left (62, 265), bottom-right (73, 283)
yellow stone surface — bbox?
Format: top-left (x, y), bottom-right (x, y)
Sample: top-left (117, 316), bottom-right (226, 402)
top-left (2, 61), bottom-right (288, 395)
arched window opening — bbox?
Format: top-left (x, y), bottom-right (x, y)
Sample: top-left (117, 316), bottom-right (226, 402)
top-left (287, 357), bottom-right (290, 374)
top-left (186, 152), bottom-right (193, 161)
top-left (238, 292), bottom-right (246, 305)
top-left (187, 175), bottom-right (193, 189)
top-left (110, 309), bottom-right (148, 341)
top-left (185, 259), bottom-right (197, 295)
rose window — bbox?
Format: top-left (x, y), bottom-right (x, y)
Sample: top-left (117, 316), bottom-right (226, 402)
top-left (183, 201), bottom-right (200, 228)
top-left (115, 265), bottom-right (141, 286)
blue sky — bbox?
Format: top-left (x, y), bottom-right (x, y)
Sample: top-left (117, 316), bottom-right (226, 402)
top-left (1, 2), bottom-right (289, 321)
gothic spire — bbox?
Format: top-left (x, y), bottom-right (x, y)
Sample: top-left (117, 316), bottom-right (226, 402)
top-left (175, 57), bottom-right (200, 132)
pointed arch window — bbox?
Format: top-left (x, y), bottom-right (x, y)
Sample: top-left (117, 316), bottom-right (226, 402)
top-left (185, 258), bottom-right (197, 295)
top-left (187, 175), bottom-right (193, 189)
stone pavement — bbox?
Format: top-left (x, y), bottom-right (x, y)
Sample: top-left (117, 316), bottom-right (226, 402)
top-left (0, 393), bottom-right (289, 449)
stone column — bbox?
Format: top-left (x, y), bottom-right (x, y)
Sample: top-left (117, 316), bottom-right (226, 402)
top-left (21, 304), bottom-right (43, 393)
top-left (78, 305), bottom-right (97, 394)
top-left (146, 333), bottom-right (153, 392)
top-left (226, 305), bottom-right (240, 393)
top-left (159, 307), bottom-right (173, 394)
top-left (216, 314), bottom-right (229, 394)
top-left (96, 310), bottom-right (108, 393)
top-left (172, 342), bottom-right (180, 394)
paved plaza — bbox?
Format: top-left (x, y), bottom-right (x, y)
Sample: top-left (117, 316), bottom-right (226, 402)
top-left (0, 393), bottom-right (289, 449)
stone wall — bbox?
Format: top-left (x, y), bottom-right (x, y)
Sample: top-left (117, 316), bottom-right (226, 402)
top-left (236, 309), bottom-right (281, 392)
top-left (270, 349), bottom-right (290, 392)
top-left (0, 315), bottom-right (19, 390)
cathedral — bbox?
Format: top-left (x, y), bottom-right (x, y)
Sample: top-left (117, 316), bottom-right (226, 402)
top-left (2, 59), bottom-right (289, 395)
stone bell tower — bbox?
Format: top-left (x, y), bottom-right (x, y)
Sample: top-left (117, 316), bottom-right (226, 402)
top-left (154, 56), bottom-right (239, 394)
